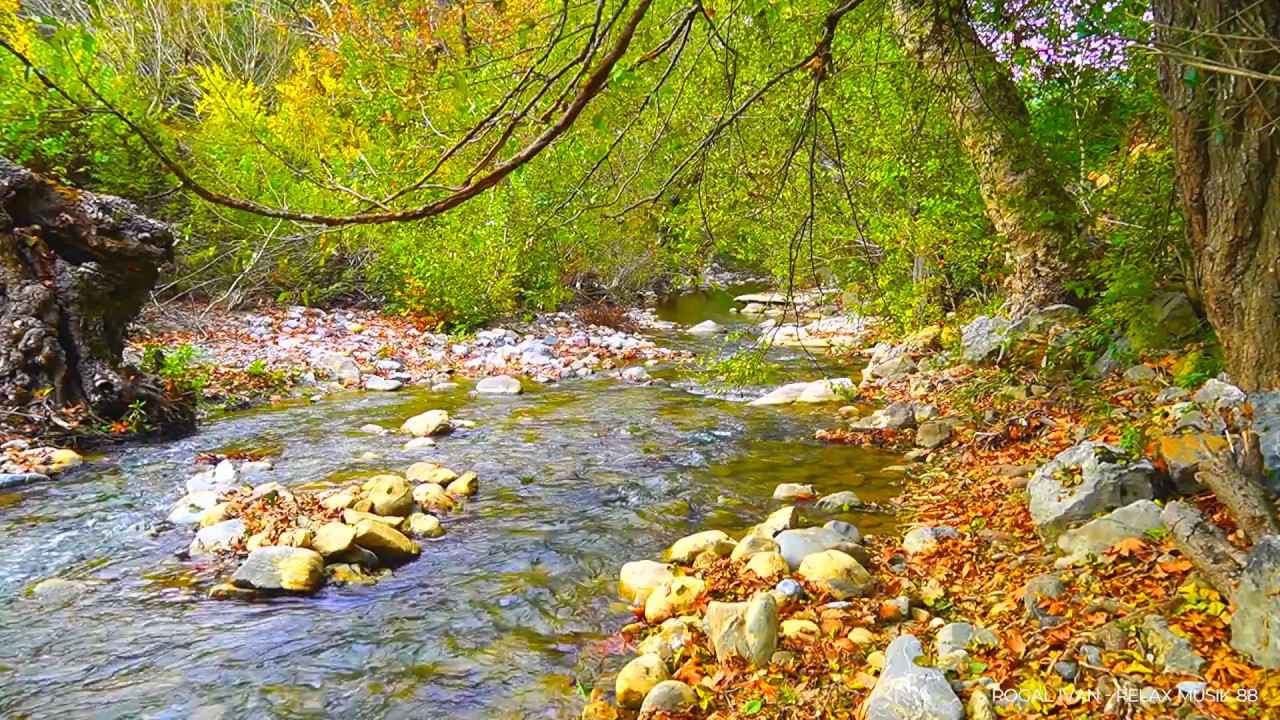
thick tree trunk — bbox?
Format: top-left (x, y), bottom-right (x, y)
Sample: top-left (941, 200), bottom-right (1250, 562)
top-left (890, 0), bottom-right (1081, 316)
top-left (0, 157), bottom-right (195, 435)
top-left (1154, 0), bottom-right (1280, 391)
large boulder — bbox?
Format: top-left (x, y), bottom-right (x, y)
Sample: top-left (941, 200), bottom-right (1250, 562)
top-left (775, 525), bottom-right (862, 571)
top-left (1027, 442), bottom-right (1155, 540)
top-left (749, 382), bottom-right (811, 406)
top-left (312, 351), bottom-right (361, 383)
top-left (797, 549), bottom-right (873, 599)
top-left (475, 375), bottom-right (523, 394)
top-left (864, 635), bottom-right (963, 720)
top-left (1230, 536), bottom-right (1280, 668)
top-left (1143, 291), bottom-right (1200, 348)
top-left (959, 316), bottom-right (1011, 365)
top-left (352, 519), bottom-right (420, 563)
top-left (704, 594), bottom-right (777, 666)
top-left (230, 547), bottom-right (325, 593)
top-left (366, 475), bottom-right (414, 517)
top-left (1056, 500), bottom-right (1163, 565)
top-left (615, 654), bottom-right (669, 709)
top-left (619, 560), bottom-right (676, 604)
top-left (1155, 433), bottom-right (1230, 494)
top-left (667, 530), bottom-right (735, 564)
top-left (644, 576), bottom-right (706, 623)
top-left (795, 378), bottom-right (856, 404)
top-left (400, 410), bottom-right (451, 437)
top-left (311, 522), bottom-right (357, 558)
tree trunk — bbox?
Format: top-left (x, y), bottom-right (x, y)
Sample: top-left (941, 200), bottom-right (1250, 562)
top-left (889, 0), bottom-right (1082, 316)
top-left (1154, 0), bottom-right (1280, 391)
top-left (0, 157), bottom-right (195, 436)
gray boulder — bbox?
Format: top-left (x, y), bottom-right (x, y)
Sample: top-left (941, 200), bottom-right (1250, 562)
top-left (960, 315), bottom-right (1011, 365)
top-left (850, 401), bottom-right (916, 430)
top-left (189, 519), bottom-right (246, 556)
top-left (688, 320), bottom-right (725, 335)
top-left (864, 355), bottom-right (917, 381)
top-left (864, 635), bottom-right (964, 720)
top-left (1027, 442), bottom-right (1155, 540)
top-left (935, 622), bottom-right (1000, 657)
top-left (1142, 614), bottom-right (1204, 674)
top-left (0, 472), bottom-right (51, 489)
top-left (816, 491), bottom-right (863, 512)
top-left (915, 420), bottom-right (952, 449)
top-left (775, 526), bottom-right (862, 570)
top-left (1247, 390), bottom-right (1280, 494)
top-left (1194, 378), bottom-right (1246, 408)
top-left (1123, 365), bottom-right (1156, 383)
top-left (1230, 536), bottom-right (1280, 668)
top-left (1056, 499), bottom-right (1163, 566)
top-left (476, 375), bottom-right (523, 394)
top-left (312, 351), bottom-right (360, 383)
top-left (364, 376), bottom-right (402, 391)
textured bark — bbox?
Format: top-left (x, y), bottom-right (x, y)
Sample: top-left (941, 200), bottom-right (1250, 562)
top-left (1161, 500), bottom-right (1245, 600)
top-left (1194, 433), bottom-right (1280, 545)
top-left (1154, 0), bottom-right (1280, 391)
top-left (0, 156), bottom-right (194, 433)
top-left (890, 0), bottom-right (1081, 316)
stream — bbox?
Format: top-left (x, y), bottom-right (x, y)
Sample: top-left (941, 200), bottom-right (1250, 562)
top-left (0, 288), bottom-right (902, 719)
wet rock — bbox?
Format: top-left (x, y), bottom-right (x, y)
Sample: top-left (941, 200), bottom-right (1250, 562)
top-left (1142, 615), bottom-right (1204, 674)
top-left (1194, 378), bottom-right (1246, 408)
top-left (360, 424), bottom-right (387, 435)
top-left (902, 526), bottom-right (959, 555)
top-left (668, 530), bottom-right (735, 565)
top-left (616, 654), bottom-right (670, 709)
top-left (412, 483), bottom-right (455, 512)
top-left (445, 472), bottom-right (478, 497)
top-left (343, 509), bottom-right (404, 527)
top-left (775, 526), bottom-right (862, 571)
top-left (402, 437), bottom-right (436, 450)
top-left (688, 320), bottom-right (725, 335)
top-left (1123, 365), bottom-right (1156, 383)
top-left (798, 549), bottom-right (872, 599)
top-left (312, 351), bottom-right (361, 383)
top-left (352, 519), bottom-right (420, 563)
top-left (864, 634), bottom-right (963, 720)
top-left (621, 366), bottom-right (651, 383)
top-left (772, 483), bottom-right (815, 501)
top-left (1027, 442), bottom-right (1155, 540)
top-left (401, 513), bottom-right (443, 538)
top-left (1024, 573), bottom-right (1066, 628)
top-left (186, 459), bottom-right (241, 494)
top-left (1230, 535), bottom-right (1280, 668)
top-left (748, 382), bottom-right (811, 406)
top-left (0, 472), bottom-right (50, 489)
top-left (744, 552), bottom-right (789, 579)
top-left (189, 519), bottom-right (247, 556)
top-left (475, 375), bottom-right (523, 394)
top-left (850, 401), bottom-right (916, 430)
top-left (330, 544), bottom-right (380, 568)
top-left (167, 491), bottom-right (220, 525)
top-left (400, 409), bottom-right (451, 437)
top-left (753, 506), bottom-right (801, 536)
top-left (1155, 433), bottom-right (1229, 494)
top-left (639, 680), bottom-right (697, 714)
top-left (645, 576), bottom-right (706, 623)
top-left (619, 560), bottom-right (676, 604)
top-left (730, 533), bottom-right (779, 562)
top-left (29, 578), bottom-right (89, 603)
top-left (915, 420), bottom-right (952, 449)
top-left (364, 376), bottom-right (402, 391)
top-left (311, 522), bottom-right (357, 558)
top-left (231, 547), bottom-right (325, 593)
top-left (795, 378), bottom-right (856, 404)
top-left (1056, 500), bottom-right (1162, 566)
top-left (209, 583), bottom-right (258, 601)
top-left (367, 475), bottom-right (414, 517)
top-left (239, 460), bottom-right (273, 474)
top-left (934, 622), bottom-right (1000, 657)
top-left (816, 491), bottom-right (863, 511)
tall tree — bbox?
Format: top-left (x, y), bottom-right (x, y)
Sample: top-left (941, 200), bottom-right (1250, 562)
top-left (889, 0), bottom-right (1083, 315)
top-left (1154, 0), bottom-right (1280, 391)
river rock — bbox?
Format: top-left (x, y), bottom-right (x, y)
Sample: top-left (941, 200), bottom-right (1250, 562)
top-left (960, 315), bottom-right (1011, 365)
top-left (1027, 442), bottom-right (1155, 540)
top-left (901, 525), bottom-right (959, 555)
top-left (745, 552), bottom-right (789, 579)
top-left (412, 482), bottom-right (455, 512)
top-left (864, 355), bottom-right (917, 381)
top-left (1155, 433), bottom-right (1229, 494)
top-left (352, 519), bottom-right (420, 563)
top-left (189, 518), bottom-right (246, 556)
top-left (772, 483), bottom-right (815, 500)
top-left (668, 530), bottom-right (735, 565)
top-left (313, 351), bottom-right (361, 383)
top-left (476, 375), bottom-right (523, 394)
top-left (330, 544), bottom-right (380, 568)
top-left (775, 527), bottom-right (862, 571)
top-left (645, 576), bottom-right (706, 623)
top-left (311, 521), bottom-right (357, 557)
top-left (687, 320), bottom-right (725, 335)
top-left (401, 410), bottom-right (451, 437)
top-left (797, 550), bottom-right (872, 599)
top-left (749, 382), bottom-right (811, 406)
top-left (1142, 614), bottom-right (1204, 674)
top-left (915, 420), bottom-right (952, 448)
top-left (402, 513), bottom-right (443, 538)
top-left (619, 560), bottom-right (676, 604)
top-left (815, 491), bottom-right (862, 511)
top-left (367, 475), bottom-right (414, 517)
top-left (864, 635), bottom-right (963, 720)
top-left (402, 437), bottom-right (436, 450)
top-left (704, 596), bottom-right (777, 667)
top-left (231, 547), bottom-right (325, 593)
top-left (615, 654), bottom-right (670, 709)
top-left (406, 462), bottom-right (442, 483)
top-left (934, 622), bottom-right (1000, 657)
top-left (730, 533), bottom-right (779, 562)
top-left (1230, 535), bottom-right (1280, 668)
top-left (621, 366), bottom-right (651, 383)
top-left (639, 680), bottom-right (697, 714)
top-left (445, 472), bottom-right (478, 497)
top-left (168, 491), bottom-right (220, 525)
top-left (1056, 500), bottom-right (1162, 566)
top-left (0, 472), bottom-right (50, 489)
top-left (850, 401), bottom-right (916, 430)
top-left (364, 376), bottom-right (402, 391)
top-left (186, 459), bottom-right (241, 494)
top-left (343, 509), bottom-right (404, 527)
top-left (753, 506), bottom-right (801, 537)
top-left (795, 378), bottom-right (855, 403)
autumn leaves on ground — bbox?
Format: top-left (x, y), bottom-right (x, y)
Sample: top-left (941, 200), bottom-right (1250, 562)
top-left (588, 309), bottom-right (1280, 720)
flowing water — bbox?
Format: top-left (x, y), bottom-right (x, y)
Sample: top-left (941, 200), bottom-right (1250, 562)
top-left (0, 289), bottom-right (900, 719)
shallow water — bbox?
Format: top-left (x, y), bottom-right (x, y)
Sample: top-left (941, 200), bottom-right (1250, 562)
top-left (0, 290), bottom-right (898, 719)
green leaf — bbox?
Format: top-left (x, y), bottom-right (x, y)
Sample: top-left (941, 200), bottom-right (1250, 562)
top-left (744, 699), bottom-right (764, 715)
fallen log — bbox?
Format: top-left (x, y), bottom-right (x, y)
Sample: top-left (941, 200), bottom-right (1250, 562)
top-left (1160, 500), bottom-right (1245, 600)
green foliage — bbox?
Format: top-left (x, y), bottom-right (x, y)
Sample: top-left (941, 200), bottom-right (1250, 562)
top-left (142, 343), bottom-right (208, 396)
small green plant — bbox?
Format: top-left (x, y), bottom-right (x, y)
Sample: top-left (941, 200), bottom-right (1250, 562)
top-left (1119, 425), bottom-right (1145, 454)
top-left (246, 358), bottom-right (268, 376)
top-left (142, 344), bottom-right (209, 395)
top-left (701, 342), bottom-right (774, 388)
